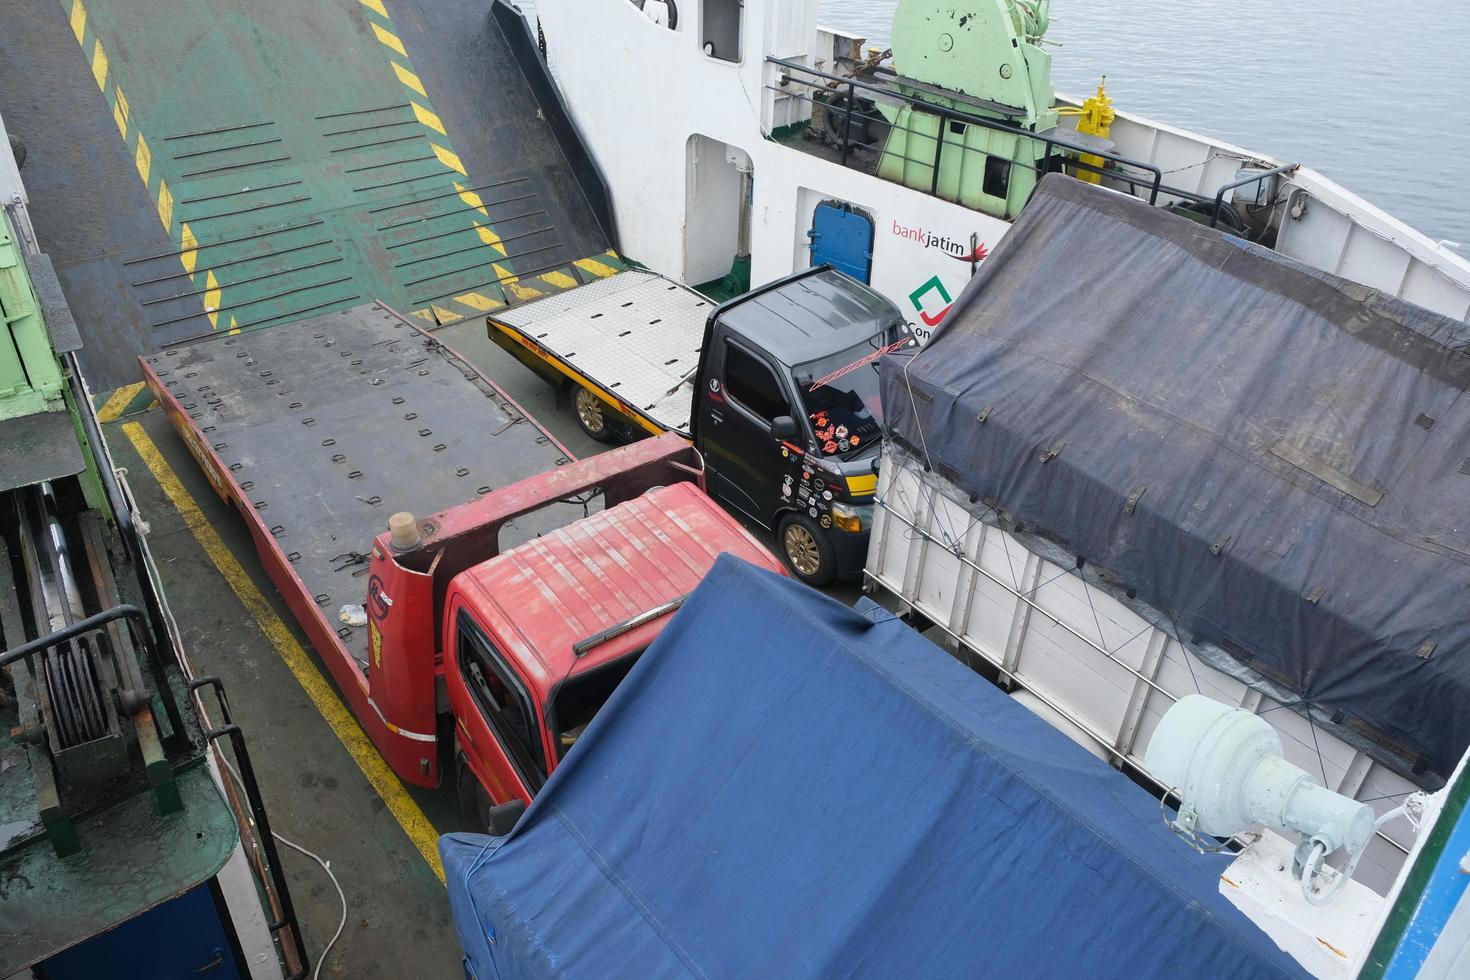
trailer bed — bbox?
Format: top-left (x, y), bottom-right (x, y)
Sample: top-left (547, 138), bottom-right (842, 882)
top-left (141, 303), bottom-right (583, 675)
top-left (490, 270), bottom-right (711, 433)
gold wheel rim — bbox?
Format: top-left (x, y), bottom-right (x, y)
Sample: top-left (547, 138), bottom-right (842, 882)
top-left (783, 523), bottom-right (821, 577)
top-left (575, 388), bottom-right (606, 433)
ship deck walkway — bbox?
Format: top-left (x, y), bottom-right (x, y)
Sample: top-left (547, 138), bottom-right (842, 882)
top-left (0, 0), bottom-right (620, 394)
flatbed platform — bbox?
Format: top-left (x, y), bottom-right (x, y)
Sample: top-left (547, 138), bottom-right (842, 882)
top-left (141, 302), bottom-right (584, 679)
top-left (491, 270), bottom-right (712, 433)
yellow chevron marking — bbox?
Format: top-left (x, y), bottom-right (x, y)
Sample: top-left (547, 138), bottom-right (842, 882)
top-left (430, 143), bottom-right (466, 175)
top-left (69, 0), bottom-right (87, 44)
top-left (157, 179), bottom-right (174, 231)
top-left (407, 308), bottom-right (437, 325)
top-left (473, 221), bottom-right (506, 256)
top-left (134, 132), bottom-right (151, 185)
top-left (112, 85), bottom-right (129, 139)
top-left (180, 224), bottom-right (199, 274)
top-left (505, 281), bottom-right (544, 301)
top-left (454, 181), bottom-right (488, 216)
top-left (391, 61), bottom-right (426, 97)
top-left (541, 270), bottom-right (578, 290)
top-left (96, 382), bottom-right (145, 423)
top-left (430, 304), bottom-right (460, 324)
top-left (370, 22), bottom-right (406, 57)
top-left (411, 101), bottom-right (445, 135)
top-left (90, 39), bottom-right (108, 91)
top-left (359, 0), bottom-right (389, 16)
top-left (203, 270), bottom-right (221, 328)
top-left (574, 256), bottom-right (618, 278)
top-left (228, 315), bottom-right (240, 336)
top-left (454, 292), bottom-right (502, 311)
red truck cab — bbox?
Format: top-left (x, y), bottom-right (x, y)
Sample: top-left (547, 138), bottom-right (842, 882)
top-left (361, 434), bottom-right (784, 829)
top-left (445, 482), bottom-right (783, 827)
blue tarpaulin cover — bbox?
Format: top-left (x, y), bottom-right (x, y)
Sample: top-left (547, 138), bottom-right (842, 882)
top-left (440, 556), bottom-right (1306, 978)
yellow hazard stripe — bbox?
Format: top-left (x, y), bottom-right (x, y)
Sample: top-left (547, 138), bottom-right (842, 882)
top-left (454, 292), bottom-right (502, 311)
top-left (540, 270), bottom-right (578, 290)
top-left (64, 0), bottom-right (225, 327)
top-left (391, 61), bottom-right (426, 97)
top-left (370, 22), bottom-right (406, 57)
top-left (574, 256), bottom-right (618, 279)
top-left (121, 421), bottom-right (446, 883)
top-left (90, 38), bottom-right (108, 90)
top-left (96, 381), bottom-right (145, 423)
top-left (69, 0), bottom-right (87, 42)
top-left (430, 143), bottom-right (466, 175)
top-left (411, 101), bottom-right (445, 135)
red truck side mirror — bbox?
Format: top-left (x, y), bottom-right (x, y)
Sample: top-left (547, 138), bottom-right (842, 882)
top-left (487, 798), bottom-right (527, 836)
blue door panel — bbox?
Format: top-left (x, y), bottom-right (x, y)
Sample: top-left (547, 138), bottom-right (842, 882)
top-left (809, 202), bottom-right (874, 283)
top-left (43, 882), bottom-right (243, 979)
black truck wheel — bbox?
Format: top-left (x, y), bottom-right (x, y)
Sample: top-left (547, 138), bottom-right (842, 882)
top-left (778, 512), bottom-right (836, 587)
top-left (572, 385), bottom-right (618, 443)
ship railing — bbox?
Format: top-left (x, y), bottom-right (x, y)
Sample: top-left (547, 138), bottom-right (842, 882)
top-left (191, 675), bottom-right (311, 980)
top-left (1209, 161), bottom-right (1300, 228)
top-left (767, 56), bottom-right (1168, 209)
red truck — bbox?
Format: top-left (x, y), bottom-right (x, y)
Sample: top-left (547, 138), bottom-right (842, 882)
top-left (141, 302), bottom-right (782, 829)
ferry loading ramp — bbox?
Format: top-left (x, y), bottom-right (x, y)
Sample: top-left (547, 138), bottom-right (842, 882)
top-left (0, 0), bottom-right (619, 393)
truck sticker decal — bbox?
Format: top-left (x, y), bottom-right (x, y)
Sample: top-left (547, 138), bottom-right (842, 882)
top-left (368, 575), bottom-right (392, 619)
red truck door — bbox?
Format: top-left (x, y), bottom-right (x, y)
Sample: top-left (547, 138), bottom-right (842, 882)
top-left (452, 607), bottom-right (549, 806)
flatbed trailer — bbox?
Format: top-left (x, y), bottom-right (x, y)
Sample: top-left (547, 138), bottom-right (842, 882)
top-left (141, 303), bottom-right (589, 787)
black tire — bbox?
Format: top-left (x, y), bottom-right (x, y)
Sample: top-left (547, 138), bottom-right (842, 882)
top-left (571, 385), bottom-right (619, 443)
top-left (777, 512), bottom-right (836, 587)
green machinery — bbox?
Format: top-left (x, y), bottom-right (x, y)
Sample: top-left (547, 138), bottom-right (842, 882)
top-left (0, 188), bottom-right (302, 974)
top-left (879, 0), bottom-right (1059, 219)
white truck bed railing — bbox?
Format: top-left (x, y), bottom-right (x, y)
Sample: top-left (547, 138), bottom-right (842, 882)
top-left (867, 443), bottom-right (1420, 896)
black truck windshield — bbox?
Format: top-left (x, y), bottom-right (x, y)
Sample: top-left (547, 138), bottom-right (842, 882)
top-left (798, 327), bottom-right (913, 458)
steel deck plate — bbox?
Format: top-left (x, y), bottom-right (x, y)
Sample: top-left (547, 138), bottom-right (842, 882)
top-left (495, 271), bottom-right (711, 431)
top-left (143, 303), bottom-right (583, 668)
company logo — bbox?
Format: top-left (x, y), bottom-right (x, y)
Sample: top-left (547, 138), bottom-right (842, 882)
top-left (908, 276), bottom-right (953, 327)
top-left (892, 221), bottom-right (988, 264)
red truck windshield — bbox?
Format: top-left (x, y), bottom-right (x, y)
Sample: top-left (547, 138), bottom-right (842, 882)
top-left (550, 651), bottom-right (644, 760)
top-left (798, 328), bottom-right (914, 458)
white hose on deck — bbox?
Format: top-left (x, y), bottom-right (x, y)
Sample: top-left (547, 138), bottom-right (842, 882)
top-left (223, 758), bottom-right (347, 980)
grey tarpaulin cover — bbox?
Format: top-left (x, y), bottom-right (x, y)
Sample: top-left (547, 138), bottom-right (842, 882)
top-left (881, 174), bottom-right (1470, 785)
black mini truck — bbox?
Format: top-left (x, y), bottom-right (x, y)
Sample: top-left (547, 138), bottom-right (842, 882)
top-left (487, 266), bottom-right (910, 584)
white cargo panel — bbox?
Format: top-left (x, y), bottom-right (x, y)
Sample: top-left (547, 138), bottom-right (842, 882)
top-left (492, 270), bottom-right (711, 432)
top-left (867, 444), bottom-right (1419, 895)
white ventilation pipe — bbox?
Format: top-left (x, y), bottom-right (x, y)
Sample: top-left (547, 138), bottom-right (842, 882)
top-left (1145, 695), bottom-right (1376, 906)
